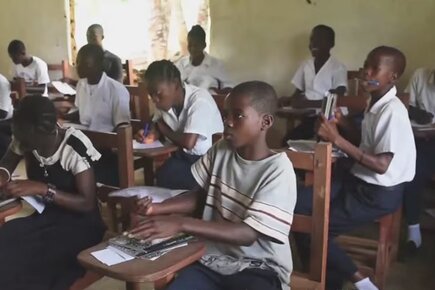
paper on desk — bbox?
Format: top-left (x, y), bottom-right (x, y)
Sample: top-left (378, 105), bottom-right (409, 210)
top-left (287, 139), bottom-right (347, 158)
top-left (133, 140), bottom-right (164, 150)
top-left (91, 247), bottom-right (135, 266)
top-left (52, 81), bottom-right (76, 95)
top-left (147, 242), bottom-right (188, 261)
top-left (109, 186), bottom-right (186, 201)
top-left (22, 196), bottom-right (45, 214)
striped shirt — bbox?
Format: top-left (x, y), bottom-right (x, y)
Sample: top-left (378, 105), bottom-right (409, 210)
top-left (191, 140), bottom-right (297, 289)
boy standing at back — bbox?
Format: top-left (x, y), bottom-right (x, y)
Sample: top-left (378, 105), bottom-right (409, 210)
top-left (300, 46), bottom-right (415, 290)
top-left (8, 40), bottom-right (50, 96)
top-left (130, 81), bottom-right (297, 290)
top-left (281, 25), bottom-right (347, 140)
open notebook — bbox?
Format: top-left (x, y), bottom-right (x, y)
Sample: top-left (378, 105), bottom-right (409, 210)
top-left (287, 140), bottom-right (347, 158)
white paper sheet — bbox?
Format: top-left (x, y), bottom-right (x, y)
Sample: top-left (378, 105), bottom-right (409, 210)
top-left (109, 186), bottom-right (186, 201)
top-left (22, 196), bottom-right (45, 214)
top-left (133, 140), bottom-right (164, 150)
top-left (91, 247), bottom-right (135, 266)
top-left (287, 139), bottom-right (347, 158)
top-left (51, 81), bottom-right (76, 95)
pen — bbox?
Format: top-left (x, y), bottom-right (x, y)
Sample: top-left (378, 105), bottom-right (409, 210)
top-left (143, 123), bottom-right (150, 137)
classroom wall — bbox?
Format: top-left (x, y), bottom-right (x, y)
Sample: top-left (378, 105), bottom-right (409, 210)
top-left (0, 0), bottom-right (70, 78)
top-left (209, 0), bottom-right (435, 95)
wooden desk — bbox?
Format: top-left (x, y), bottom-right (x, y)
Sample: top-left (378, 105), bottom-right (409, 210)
top-left (133, 144), bottom-right (178, 186)
top-left (77, 241), bottom-right (205, 290)
top-left (412, 125), bottom-right (435, 139)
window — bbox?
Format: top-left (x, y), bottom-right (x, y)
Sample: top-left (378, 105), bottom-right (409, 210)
top-left (71, 0), bottom-right (210, 69)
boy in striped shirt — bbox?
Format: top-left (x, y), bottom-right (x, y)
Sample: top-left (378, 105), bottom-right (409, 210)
top-left (130, 81), bottom-right (297, 290)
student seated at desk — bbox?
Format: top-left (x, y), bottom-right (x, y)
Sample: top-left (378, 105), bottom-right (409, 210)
top-left (0, 74), bottom-right (13, 158)
top-left (280, 25), bottom-right (347, 141)
top-left (65, 44), bottom-right (130, 186)
top-left (135, 60), bottom-right (223, 190)
top-left (87, 24), bottom-right (123, 83)
top-left (130, 81), bottom-right (297, 290)
top-left (8, 39), bottom-right (50, 96)
top-left (176, 25), bottom-right (233, 94)
top-left (402, 67), bottom-right (435, 255)
top-left (0, 95), bottom-right (105, 290)
top-left (296, 46), bottom-right (415, 290)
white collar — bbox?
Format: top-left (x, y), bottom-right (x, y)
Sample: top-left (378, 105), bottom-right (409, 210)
top-left (368, 86), bottom-right (397, 114)
top-left (168, 83), bottom-right (193, 116)
top-left (86, 72), bottom-right (108, 88)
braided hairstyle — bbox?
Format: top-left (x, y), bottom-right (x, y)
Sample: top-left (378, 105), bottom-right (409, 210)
top-left (13, 95), bottom-right (57, 139)
top-left (143, 60), bottom-right (181, 87)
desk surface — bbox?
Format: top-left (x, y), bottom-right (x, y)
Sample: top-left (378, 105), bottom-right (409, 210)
top-left (133, 144), bottom-right (178, 158)
top-left (78, 241), bottom-right (205, 283)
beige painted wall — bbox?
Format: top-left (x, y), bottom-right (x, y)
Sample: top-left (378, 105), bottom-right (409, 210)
top-left (0, 0), bottom-right (69, 78)
top-left (209, 0), bottom-right (435, 95)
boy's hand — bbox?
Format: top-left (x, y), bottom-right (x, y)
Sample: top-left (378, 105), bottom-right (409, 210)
top-left (4, 180), bottom-right (47, 197)
top-left (136, 197), bottom-right (155, 215)
top-left (317, 115), bottom-right (340, 143)
top-left (129, 215), bottom-right (183, 241)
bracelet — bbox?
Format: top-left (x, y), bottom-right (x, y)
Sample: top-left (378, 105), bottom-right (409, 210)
top-left (359, 151), bottom-right (365, 164)
top-left (0, 167), bottom-right (11, 182)
top-left (42, 183), bottom-right (56, 204)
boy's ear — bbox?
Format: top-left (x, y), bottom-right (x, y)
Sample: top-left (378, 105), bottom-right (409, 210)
top-left (261, 114), bottom-right (274, 130)
top-left (391, 71), bottom-right (399, 83)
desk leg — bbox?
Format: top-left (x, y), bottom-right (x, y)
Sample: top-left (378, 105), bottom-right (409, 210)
top-left (154, 274), bottom-right (175, 290)
top-left (126, 282), bottom-right (141, 290)
top-left (143, 158), bottom-right (154, 186)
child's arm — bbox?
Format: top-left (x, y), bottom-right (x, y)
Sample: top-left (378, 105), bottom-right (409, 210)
top-left (156, 119), bottom-right (198, 150)
top-left (317, 115), bottom-right (392, 174)
top-left (4, 168), bottom-right (99, 212)
top-left (0, 149), bottom-right (23, 185)
top-left (130, 215), bottom-right (259, 246)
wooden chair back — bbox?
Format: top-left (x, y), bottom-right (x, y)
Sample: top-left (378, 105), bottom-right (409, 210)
top-left (123, 59), bottom-right (136, 86)
top-left (10, 78), bottom-right (26, 106)
top-left (212, 93), bottom-right (226, 115)
top-left (48, 60), bottom-right (69, 80)
top-left (285, 143), bottom-right (332, 289)
top-left (347, 69), bottom-right (363, 96)
top-left (126, 83), bottom-right (150, 122)
top-left (80, 125), bottom-right (135, 232)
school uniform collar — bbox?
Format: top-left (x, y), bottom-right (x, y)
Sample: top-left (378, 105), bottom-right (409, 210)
top-left (368, 86), bottom-right (397, 114)
top-left (169, 83), bottom-right (192, 117)
top-left (86, 72), bottom-right (108, 88)
top-left (309, 56), bottom-right (334, 73)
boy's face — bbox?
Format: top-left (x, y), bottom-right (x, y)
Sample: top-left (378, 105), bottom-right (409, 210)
top-left (87, 30), bottom-right (103, 47)
top-left (361, 52), bottom-right (397, 93)
top-left (147, 80), bottom-right (179, 111)
top-left (309, 29), bottom-right (332, 58)
top-left (223, 94), bottom-right (269, 149)
top-left (76, 53), bottom-right (100, 79)
top-left (9, 52), bottom-right (24, 65)
top-left (187, 36), bottom-right (206, 60)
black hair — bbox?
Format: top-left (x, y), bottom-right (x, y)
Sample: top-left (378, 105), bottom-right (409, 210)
top-left (188, 25), bottom-right (206, 44)
top-left (313, 24), bottom-right (335, 46)
top-left (13, 95), bottom-right (57, 134)
top-left (230, 81), bottom-right (278, 115)
top-left (77, 44), bottom-right (104, 66)
top-left (143, 60), bottom-right (181, 85)
top-left (87, 23), bottom-right (104, 35)
top-left (369, 46), bottom-right (406, 77)
top-left (8, 40), bottom-right (26, 55)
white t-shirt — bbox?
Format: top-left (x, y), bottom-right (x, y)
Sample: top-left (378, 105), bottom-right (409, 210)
top-left (0, 74), bottom-right (13, 120)
top-left (405, 68), bottom-right (435, 121)
top-left (291, 56), bottom-right (347, 100)
top-left (176, 52), bottom-right (233, 92)
top-left (191, 140), bottom-right (297, 290)
top-left (351, 86), bottom-right (416, 186)
top-left (75, 72), bottom-right (130, 132)
top-left (13, 56), bottom-right (50, 96)
top-left (153, 84), bottom-right (223, 155)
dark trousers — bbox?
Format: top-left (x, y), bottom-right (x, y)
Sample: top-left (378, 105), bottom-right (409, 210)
top-left (156, 151), bottom-right (201, 190)
top-left (403, 138), bottom-right (435, 225)
top-left (295, 174), bottom-right (405, 290)
top-left (164, 262), bottom-right (282, 290)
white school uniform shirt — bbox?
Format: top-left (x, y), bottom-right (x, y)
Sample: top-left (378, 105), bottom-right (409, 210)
top-left (405, 68), bottom-right (435, 122)
top-left (0, 74), bottom-right (13, 120)
top-left (13, 56), bottom-right (50, 96)
top-left (152, 84), bottom-right (223, 155)
top-left (175, 52), bottom-right (233, 92)
top-left (351, 86), bottom-right (416, 187)
top-left (291, 56), bottom-right (347, 100)
top-left (75, 72), bottom-right (130, 132)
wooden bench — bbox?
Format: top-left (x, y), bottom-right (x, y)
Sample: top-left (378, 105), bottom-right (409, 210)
top-left (123, 59), bottom-right (136, 86)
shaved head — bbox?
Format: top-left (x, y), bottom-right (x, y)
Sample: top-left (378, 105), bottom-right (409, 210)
top-left (369, 46), bottom-right (406, 78)
top-left (87, 24), bottom-right (104, 46)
